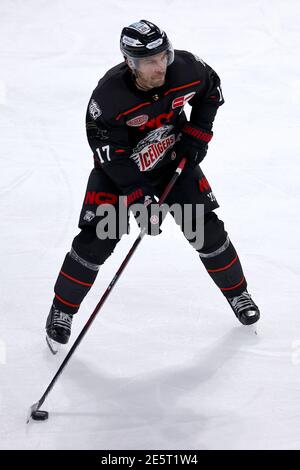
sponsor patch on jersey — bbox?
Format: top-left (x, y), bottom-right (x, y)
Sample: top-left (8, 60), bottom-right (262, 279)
top-left (89, 99), bottom-right (102, 120)
top-left (83, 210), bottom-right (95, 222)
top-left (172, 92), bottom-right (196, 109)
top-left (126, 115), bottom-right (149, 127)
top-left (138, 111), bottom-right (174, 130)
top-left (131, 126), bottom-right (176, 171)
top-left (84, 191), bottom-right (118, 205)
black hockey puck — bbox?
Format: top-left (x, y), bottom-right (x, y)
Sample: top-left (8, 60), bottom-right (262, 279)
top-left (31, 410), bottom-right (49, 421)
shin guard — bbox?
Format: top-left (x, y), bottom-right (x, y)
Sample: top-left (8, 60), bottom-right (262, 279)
top-left (199, 236), bottom-right (247, 298)
top-left (53, 248), bottom-right (100, 314)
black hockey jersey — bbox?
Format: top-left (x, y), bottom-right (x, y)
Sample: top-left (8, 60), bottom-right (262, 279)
top-left (86, 50), bottom-right (224, 195)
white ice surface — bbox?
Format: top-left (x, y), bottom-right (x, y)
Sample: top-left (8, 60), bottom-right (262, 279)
top-left (0, 0), bottom-right (300, 450)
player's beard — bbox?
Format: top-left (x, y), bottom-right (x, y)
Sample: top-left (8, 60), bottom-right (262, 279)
top-left (135, 70), bottom-right (166, 90)
top-left (150, 74), bottom-right (165, 87)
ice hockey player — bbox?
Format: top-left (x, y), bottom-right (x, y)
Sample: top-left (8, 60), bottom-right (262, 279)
top-left (46, 19), bottom-right (260, 353)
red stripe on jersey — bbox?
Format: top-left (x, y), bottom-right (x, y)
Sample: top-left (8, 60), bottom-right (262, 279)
top-left (116, 102), bottom-right (152, 121)
top-left (164, 80), bottom-right (201, 96)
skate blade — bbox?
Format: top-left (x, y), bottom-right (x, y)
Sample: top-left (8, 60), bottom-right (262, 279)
top-left (46, 335), bottom-right (61, 355)
top-left (245, 323), bottom-right (258, 335)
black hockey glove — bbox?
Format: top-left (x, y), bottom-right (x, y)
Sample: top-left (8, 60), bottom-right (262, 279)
top-left (126, 191), bottom-right (163, 236)
top-left (176, 123), bottom-right (213, 169)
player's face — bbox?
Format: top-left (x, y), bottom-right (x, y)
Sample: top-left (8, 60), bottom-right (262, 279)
top-left (135, 51), bottom-right (168, 89)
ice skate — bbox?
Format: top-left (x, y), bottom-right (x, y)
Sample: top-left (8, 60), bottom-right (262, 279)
top-left (46, 305), bottom-right (73, 354)
top-left (227, 290), bottom-right (260, 330)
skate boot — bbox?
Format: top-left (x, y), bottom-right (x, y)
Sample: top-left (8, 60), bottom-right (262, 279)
top-left (46, 304), bottom-right (73, 354)
top-left (227, 290), bottom-right (260, 326)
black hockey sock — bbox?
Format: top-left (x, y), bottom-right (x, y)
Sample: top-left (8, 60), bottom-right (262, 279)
top-left (198, 236), bottom-right (247, 298)
top-left (53, 247), bottom-right (100, 314)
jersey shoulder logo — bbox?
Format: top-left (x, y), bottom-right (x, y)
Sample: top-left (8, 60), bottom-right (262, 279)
top-left (172, 92), bottom-right (196, 109)
top-left (89, 99), bottom-right (102, 120)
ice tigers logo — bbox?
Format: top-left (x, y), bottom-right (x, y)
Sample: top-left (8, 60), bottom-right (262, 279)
top-left (131, 126), bottom-right (176, 171)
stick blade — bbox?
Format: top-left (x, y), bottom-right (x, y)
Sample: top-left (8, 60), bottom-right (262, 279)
top-left (27, 401), bottom-right (39, 424)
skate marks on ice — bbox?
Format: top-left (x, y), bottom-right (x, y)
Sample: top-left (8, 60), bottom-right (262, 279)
top-left (34, 327), bottom-right (260, 450)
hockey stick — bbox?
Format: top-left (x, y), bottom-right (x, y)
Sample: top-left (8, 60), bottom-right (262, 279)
top-left (27, 157), bottom-right (187, 422)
